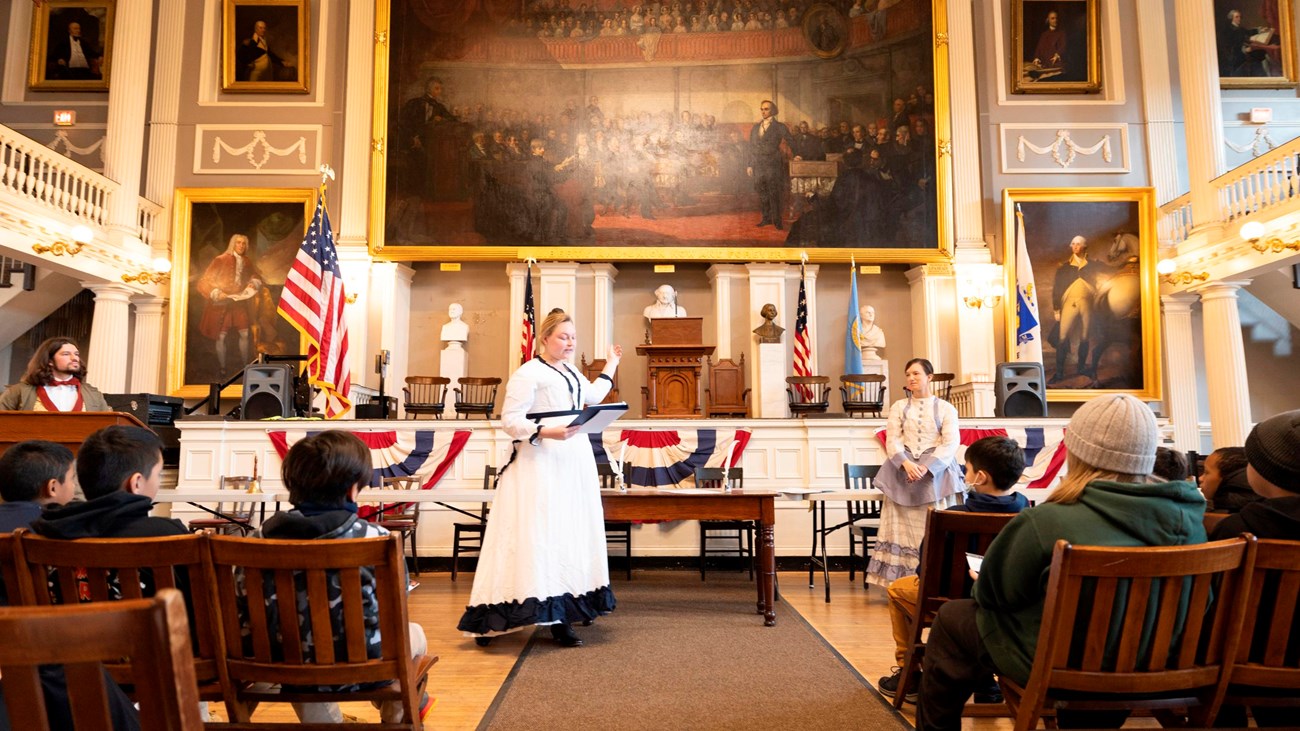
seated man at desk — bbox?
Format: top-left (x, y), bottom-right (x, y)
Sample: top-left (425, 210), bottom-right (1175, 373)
top-left (0, 337), bottom-right (110, 412)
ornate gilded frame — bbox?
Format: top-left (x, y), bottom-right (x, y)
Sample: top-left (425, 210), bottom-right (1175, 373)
top-left (221, 0), bottom-right (311, 94)
top-left (1010, 0), bottom-right (1101, 94)
top-left (1215, 0), bottom-right (1298, 89)
top-left (27, 0), bottom-right (114, 92)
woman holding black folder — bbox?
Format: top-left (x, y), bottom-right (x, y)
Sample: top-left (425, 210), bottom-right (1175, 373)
top-left (458, 309), bottom-right (623, 647)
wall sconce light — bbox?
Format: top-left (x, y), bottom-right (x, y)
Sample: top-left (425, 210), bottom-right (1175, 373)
top-left (1241, 220), bottom-right (1300, 254)
top-left (962, 284), bottom-right (1003, 310)
top-left (32, 225), bottom-right (92, 257)
top-left (121, 257), bottom-right (172, 285)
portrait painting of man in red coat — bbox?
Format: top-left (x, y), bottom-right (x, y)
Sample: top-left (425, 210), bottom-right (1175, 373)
top-left (197, 233), bottom-right (264, 378)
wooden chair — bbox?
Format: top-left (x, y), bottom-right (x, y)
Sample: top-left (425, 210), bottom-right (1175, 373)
top-left (0, 532), bottom-right (32, 606)
top-left (1219, 538), bottom-right (1300, 723)
top-left (893, 509), bottom-right (1019, 710)
top-left (454, 377), bottom-right (501, 419)
top-left (704, 355), bottom-right (750, 418)
top-left (379, 475), bottom-right (424, 577)
top-left (187, 475), bottom-right (257, 536)
top-left (999, 537), bottom-right (1256, 731)
top-left (931, 372), bottom-right (955, 401)
top-left (0, 588), bottom-right (204, 730)
top-left (403, 376), bottom-right (450, 419)
top-left (840, 374), bottom-right (886, 418)
top-left (696, 466), bottom-right (752, 580)
top-left (16, 532), bottom-right (226, 704)
top-left (1203, 510), bottom-right (1230, 535)
top-left (598, 462), bottom-right (634, 580)
top-left (786, 375), bottom-right (831, 416)
top-left (205, 533), bottom-right (437, 728)
top-left (580, 354), bottom-right (621, 404)
top-left (452, 466), bottom-right (495, 581)
top-left (844, 464), bottom-right (883, 588)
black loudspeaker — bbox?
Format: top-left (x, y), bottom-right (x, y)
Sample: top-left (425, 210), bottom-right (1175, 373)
top-left (995, 362), bottom-right (1048, 418)
top-left (241, 364), bottom-right (296, 420)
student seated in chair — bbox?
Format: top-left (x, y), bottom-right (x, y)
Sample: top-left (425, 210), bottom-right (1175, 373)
top-left (878, 436), bottom-right (1029, 704)
top-left (0, 440), bottom-right (76, 534)
top-left (241, 430), bottom-right (432, 724)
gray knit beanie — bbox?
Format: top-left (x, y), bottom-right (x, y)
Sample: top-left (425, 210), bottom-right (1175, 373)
top-left (1244, 410), bottom-right (1300, 493)
top-left (1063, 394), bottom-right (1158, 475)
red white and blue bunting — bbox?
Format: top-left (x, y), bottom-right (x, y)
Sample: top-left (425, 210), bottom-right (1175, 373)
top-left (874, 426), bottom-right (1067, 491)
top-left (590, 428), bottom-right (752, 489)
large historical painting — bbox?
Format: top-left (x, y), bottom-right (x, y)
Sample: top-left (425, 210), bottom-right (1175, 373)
top-left (1003, 188), bottom-right (1161, 403)
top-left (167, 189), bottom-right (313, 398)
top-left (371, 0), bottom-right (951, 262)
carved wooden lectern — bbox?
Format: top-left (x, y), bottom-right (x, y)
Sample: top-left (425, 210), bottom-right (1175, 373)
top-left (636, 318), bottom-right (714, 419)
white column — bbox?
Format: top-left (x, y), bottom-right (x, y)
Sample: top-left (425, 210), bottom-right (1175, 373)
top-left (802, 264), bottom-right (820, 374)
top-left (537, 262), bottom-right (580, 322)
top-left (129, 296), bottom-right (167, 393)
top-left (589, 263), bottom-right (618, 360)
top-left (1160, 294), bottom-right (1200, 451)
top-left (707, 264), bottom-right (745, 361)
top-left (370, 263), bottom-right (414, 404)
top-left (83, 283), bottom-right (135, 393)
top-left (336, 248), bottom-right (372, 393)
top-left (951, 255), bottom-right (997, 388)
top-left (506, 263), bottom-right (530, 376)
top-left (1135, 1), bottom-right (1181, 207)
top-left (905, 264), bottom-right (955, 367)
top-left (102, 0), bottom-right (154, 248)
top-left (746, 263), bottom-right (789, 418)
top-left (338, 0), bottom-right (377, 246)
top-left (1196, 281), bottom-right (1252, 448)
top-left (143, 0), bottom-right (185, 250)
top-left (1174, 0), bottom-right (1227, 235)
top-left (945, 0), bottom-right (984, 250)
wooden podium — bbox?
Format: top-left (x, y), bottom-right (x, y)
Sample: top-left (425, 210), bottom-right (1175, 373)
top-left (636, 318), bottom-right (714, 419)
top-left (0, 411), bottom-right (147, 457)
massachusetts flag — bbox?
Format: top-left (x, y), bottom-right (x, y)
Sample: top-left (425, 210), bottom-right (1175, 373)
top-left (844, 258), bottom-right (864, 380)
top-left (792, 263), bottom-right (813, 397)
top-left (277, 187), bottom-right (352, 418)
top-left (1014, 204), bottom-right (1044, 365)
top-left (521, 263), bottom-right (536, 364)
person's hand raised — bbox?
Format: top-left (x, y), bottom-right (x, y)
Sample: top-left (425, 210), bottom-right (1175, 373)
top-left (606, 344), bottom-right (623, 369)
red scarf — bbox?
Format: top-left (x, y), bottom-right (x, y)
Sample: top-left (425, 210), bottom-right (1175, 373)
top-left (35, 376), bottom-right (84, 412)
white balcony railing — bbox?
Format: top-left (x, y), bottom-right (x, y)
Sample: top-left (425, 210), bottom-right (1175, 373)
top-left (1158, 192), bottom-right (1192, 245)
top-left (1215, 139), bottom-right (1300, 224)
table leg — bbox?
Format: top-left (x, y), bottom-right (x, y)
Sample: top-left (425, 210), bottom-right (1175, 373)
top-left (808, 501), bottom-right (819, 588)
top-left (820, 501), bottom-right (831, 603)
top-left (759, 520), bottom-right (776, 626)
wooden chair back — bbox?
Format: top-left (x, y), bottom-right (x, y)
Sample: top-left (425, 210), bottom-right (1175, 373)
top-left (694, 466), bottom-right (744, 490)
top-left (0, 531), bottom-right (33, 606)
top-left (187, 475), bottom-right (257, 535)
top-left (844, 464), bottom-right (882, 527)
top-left (786, 376), bottom-right (831, 416)
top-left (840, 374), bottom-right (886, 418)
top-left (705, 355), bottom-right (750, 417)
top-left (1002, 537), bottom-right (1257, 731)
top-left (931, 372), bottom-right (955, 401)
top-left (403, 376), bottom-right (450, 419)
top-left (1203, 511), bottom-right (1230, 535)
top-left (454, 377), bottom-right (501, 419)
top-left (205, 533), bottom-right (434, 726)
top-left (16, 531), bottom-right (224, 700)
top-left (580, 354), bottom-right (621, 404)
top-left (0, 588), bottom-right (204, 730)
top-left (479, 465), bottom-right (498, 521)
top-left (378, 475), bottom-right (423, 524)
top-left (1223, 538), bottom-right (1300, 709)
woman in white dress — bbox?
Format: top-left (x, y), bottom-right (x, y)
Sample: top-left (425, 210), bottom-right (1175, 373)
top-left (457, 310), bottom-right (623, 647)
top-left (866, 357), bottom-right (963, 588)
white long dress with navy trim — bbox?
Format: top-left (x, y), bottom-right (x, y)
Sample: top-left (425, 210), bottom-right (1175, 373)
top-left (865, 394), bottom-right (964, 588)
top-left (456, 357), bottom-right (616, 637)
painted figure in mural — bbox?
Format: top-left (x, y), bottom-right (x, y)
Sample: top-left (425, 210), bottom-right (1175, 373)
top-left (1050, 235), bottom-right (1097, 383)
top-left (236, 20), bottom-right (294, 82)
top-left (48, 20), bottom-right (103, 80)
top-left (747, 100), bottom-right (794, 231)
top-left (197, 233), bottom-right (264, 378)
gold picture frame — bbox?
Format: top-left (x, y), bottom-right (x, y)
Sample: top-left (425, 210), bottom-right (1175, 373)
top-left (1002, 187), bottom-right (1161, 402)
top-left (221, 0), bottom-right (310, 94)
top-left (1216, 0), bottom-right (1298, 88)
top-left (167, 188), bottom-right (314, 398)
top-left (1010, 0), bottom-right (1101, 94)
top-left (27, 1), bottom-right (114, 92)
top-left (367, 0), bottom-right (955, 264)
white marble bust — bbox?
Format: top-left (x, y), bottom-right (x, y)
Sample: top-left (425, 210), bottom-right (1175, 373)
top-left (854, 304), bottom-right (885, 360)
top-left (441, 302), bottom-right (469, 345)
top-left (643, 284), bottom-right (687, 320)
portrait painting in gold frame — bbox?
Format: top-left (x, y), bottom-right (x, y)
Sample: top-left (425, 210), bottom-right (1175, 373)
top-left (167, 188), bottom-right (313, 398)
top-left (369, 0), bottom-right (954, 264)
top-left (1215, 0), bottom-right (1298, 88)
top-left (1010, 0), bottom-right (1101, 94)
top-left (222, 0), bottom-right (310, 94)
top-left (27, 0), bottom-right (114, 92)
top-left (1002, 187), bottom-right (1161, 402)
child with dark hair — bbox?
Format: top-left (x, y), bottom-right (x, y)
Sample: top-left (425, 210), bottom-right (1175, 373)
top-left (879, 436), bottom-right (1030, 703)
top-left (242, 430), bottom-right (431, 724)
top-left (1152, 446), bottom-right (1189, 482)
top-left (1199, 446), bottom-right (1259, 513)
top-left (0, 440), bottom-right (76, 533)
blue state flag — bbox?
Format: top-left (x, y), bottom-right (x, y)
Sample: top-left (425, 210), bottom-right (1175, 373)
top-left (844, 260), bottom-right (864, 377)
top-left (1014, 204), bottom-right (1044, 365)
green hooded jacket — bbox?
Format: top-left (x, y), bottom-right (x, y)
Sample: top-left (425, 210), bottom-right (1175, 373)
top-left (973, 479), bottom-right (1207, 684)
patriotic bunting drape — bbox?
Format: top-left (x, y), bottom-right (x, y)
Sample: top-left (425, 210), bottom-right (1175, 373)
top-left (590, 428), bottom-right (752, 488)
top-left (874, 426), bottom-right (1067, 491)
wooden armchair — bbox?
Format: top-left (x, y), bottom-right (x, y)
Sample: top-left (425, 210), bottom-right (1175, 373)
top-left (403, 376), bottom-right (450, 419)
top-left (696, 467), bottom-right (752, 580)
top-left (452, 466), bottom-right (495, 581)
top-left (206, 533), bottom-right (437, 728)
top-left (16, 532), bottom-right (226, 704)
top-left (704, 355), bottom-right (750, 418)
top-left (186, 475), bottom-right (257, 536)
top-left (786, 376), bottom-right (831, 416)
top-left (999, 537), bottom-right (1256, 731)
top-left (0, 588), bottom-right (204, 730)
top-left (1219, 539), bottom-right (1300, 724)
top-left (840, 374), bottom-right (886, 418)
top-left (0, 532), bottom-right (31, 606)
top-left (379, 475), bottom-right (424, 576)
top-left (454, 377), bottom-right (501, 419)
top-left (893, 509), bottom-right (1018, 710)
top-left (598, 462), bottom-right (633, 580)
top-left (931, 372), bottom-right (955, 401)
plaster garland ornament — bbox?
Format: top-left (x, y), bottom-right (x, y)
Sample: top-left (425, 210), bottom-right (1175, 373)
top-left (1225, 127), bottom-right (1277, 157)
top-left (210, 131), bottom-right (308, 170)
top-left (47, 131), bottom-right (105, 161)
top-left (1016, 129), bottom-right (1112, 168)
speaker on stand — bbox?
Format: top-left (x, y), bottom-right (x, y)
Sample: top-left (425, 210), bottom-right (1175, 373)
top-left (240, 364), bottom-right (296, 420)
top-left (994, 362), bottom-right (1048, 418)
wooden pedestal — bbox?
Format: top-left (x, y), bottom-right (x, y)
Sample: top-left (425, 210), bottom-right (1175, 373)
top-left (637, 344), bottom-right (714, 418)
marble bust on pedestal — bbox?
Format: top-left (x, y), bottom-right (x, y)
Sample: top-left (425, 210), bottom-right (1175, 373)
top-left (643, 284), bottom-right (687, 321)
top-left (752, 303), bottom-right (784, 343)
top-left (441, 303), bottom-right (469, 347)
top-left (854, 304), bottom-right (885, 360)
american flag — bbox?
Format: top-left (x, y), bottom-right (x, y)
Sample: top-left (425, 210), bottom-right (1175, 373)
top-left (520, 264), bottom-right (536, 363)
top-left (792, 263), bottom-right (813, 398)
top-left (277, 188), bottom-right (352, 418)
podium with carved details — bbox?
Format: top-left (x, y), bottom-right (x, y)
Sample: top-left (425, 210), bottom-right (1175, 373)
top-left (637, 318), bottom-right (714, 419)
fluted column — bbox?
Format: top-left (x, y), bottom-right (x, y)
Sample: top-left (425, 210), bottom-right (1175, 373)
top-left (707, 264), bottom-right (745, 361)
top-left (1197, 281), bottom-right (1252, 448)
top-left (129, 296), bottom-right (167, 393)
top-left (506, 263), bottom-right (530, 376)
top-left (103, 0), bottom-right (154, 248)
top-left (1161, 294), bottom-right (1200, 451)
top-left (1174, 0), bottom-right (1227, 235)
top-left (746, 263), bottom-right (789, 418)
top-left (144, 0), bottom-right (185, 250)
top-left (589, 263), bottom-right (618, 360)
top-left (83, 283), bottom-right (135, 393)
top-left (803, 264), bottom-right (820, 375)
top-left (1135, 2), bottom-right (1181, 207)
top-left (370, 263), bottom-right (414, 404)
top-left (339, 0), bottom-right (377, 246)
top-left (537, 262), bottom-right (580, 321)
top-left (905, 264), bottom-right (955, 367)
top-left (945, 0), bottom-right (983, 250)
top-left (336, 248), bottom-right (372, 394)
